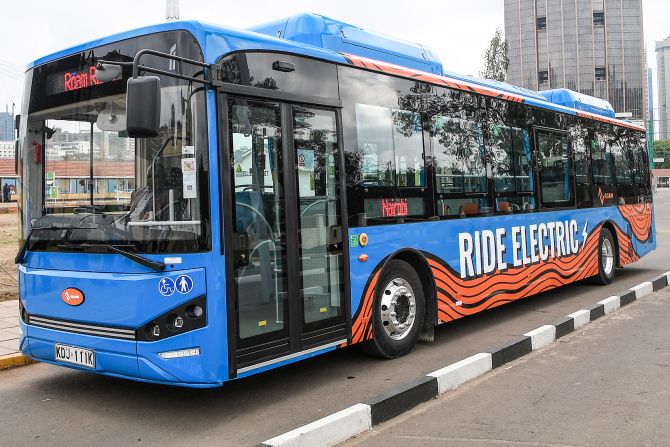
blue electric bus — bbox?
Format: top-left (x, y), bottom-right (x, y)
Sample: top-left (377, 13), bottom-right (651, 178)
top-left (16, 14), bottom-right (654, 387)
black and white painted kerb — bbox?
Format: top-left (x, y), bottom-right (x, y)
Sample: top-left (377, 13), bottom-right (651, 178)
top-left (259, 272), bottom-right (670, 447)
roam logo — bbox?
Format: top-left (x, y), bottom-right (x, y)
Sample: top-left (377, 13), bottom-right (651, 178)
top-left (61, 288), bottom-right (85, 306)
top-left (598, 187), bottom-right (614, 205)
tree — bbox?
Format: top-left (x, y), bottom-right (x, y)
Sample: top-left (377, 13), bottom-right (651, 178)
top-left (654, 140), bottom-right (670, 168)
top-left (480, 28), bottom-right (509, 82)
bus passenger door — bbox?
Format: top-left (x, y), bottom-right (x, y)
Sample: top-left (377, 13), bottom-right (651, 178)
top-left (290, 106), bottom-right (347, 350)
top-left (224, 96), bottom-right (347, 373)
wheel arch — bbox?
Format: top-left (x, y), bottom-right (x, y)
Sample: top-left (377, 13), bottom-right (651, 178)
top-left (601, 220), bottom-right (620, 267)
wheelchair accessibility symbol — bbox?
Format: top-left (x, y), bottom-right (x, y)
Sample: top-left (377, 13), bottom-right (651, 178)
top-left (175, 275), bottom-right (193, 294)
top-left (158, 277), bottom-right (175, 296)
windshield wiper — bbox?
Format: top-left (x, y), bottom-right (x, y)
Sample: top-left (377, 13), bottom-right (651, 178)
top-left (58, 242), bottom-right (166, 272)
top-left (15, 225), bottom-right (97, 265)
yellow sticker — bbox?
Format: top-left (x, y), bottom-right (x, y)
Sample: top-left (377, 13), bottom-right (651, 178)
top-left (359, 233), bottom-right (369, 247)
top-left (320, 307), bottom-right (328, 313)
top-left (258, 320), bottom-right (267, 327)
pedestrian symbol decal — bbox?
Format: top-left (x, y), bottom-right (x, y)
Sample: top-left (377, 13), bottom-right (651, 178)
top-left (175, 275), bottom-right (194, 294)
top-left (159, 277), bottom-right (175, 296)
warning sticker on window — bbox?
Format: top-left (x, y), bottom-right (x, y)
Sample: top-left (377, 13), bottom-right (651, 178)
top-left (181, 157), bottom-right (197, 199)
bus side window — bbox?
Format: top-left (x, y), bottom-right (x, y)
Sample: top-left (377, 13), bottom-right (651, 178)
top-left (537, 130), bottom-right (574, 207)
top-left (488, 123), bottom-right (535, 213)
top-left (572, 127), bottom-right (592, 207)
top-left (431, 115), bottom-right (487, 218)
top-left (635, 135), bottom-right (651, 197)
top-left (591, 133), bottom-right (613, 186)
top-left (355, 104), bottom-right (425, 188)
top-left (611, 137), bottom-right (635, 203)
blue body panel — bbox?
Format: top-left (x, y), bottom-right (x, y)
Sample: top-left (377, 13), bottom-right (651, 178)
top-left (19, 17), bottom-right (651, 387)
top-left (348, 207), bottom-right (655, 315)
top-left (249, 13), bottom-right (444, 75)
top-left (539, 88), bottom-right (616, 118)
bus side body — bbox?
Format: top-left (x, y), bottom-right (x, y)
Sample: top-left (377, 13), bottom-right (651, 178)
top-left (335, 62), bottom-right (654, 344)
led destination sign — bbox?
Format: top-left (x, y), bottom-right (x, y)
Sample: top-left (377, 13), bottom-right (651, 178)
top-left (64, 66), bottom-right (102, 92)
top-left (45, 65), bottom-right (119, 96)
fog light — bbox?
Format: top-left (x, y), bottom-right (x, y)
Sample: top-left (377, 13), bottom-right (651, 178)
top-left (158, 347), bottom-right (201, 359)
top-left (186, 305), bottom-right (203, 319)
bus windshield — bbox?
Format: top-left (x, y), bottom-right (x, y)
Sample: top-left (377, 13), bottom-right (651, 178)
top-left (17, 30), bottom-right (210, 254)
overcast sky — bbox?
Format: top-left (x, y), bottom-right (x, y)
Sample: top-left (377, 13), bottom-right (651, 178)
top-left (1, 0), bottom-right (669, 118)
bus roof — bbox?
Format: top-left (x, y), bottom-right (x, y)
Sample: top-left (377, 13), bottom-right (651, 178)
top-left (26, 16), bottom-right (645, 132)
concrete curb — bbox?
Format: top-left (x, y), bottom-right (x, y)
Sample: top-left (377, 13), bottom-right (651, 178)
top-left (0, 353), bottom-right (31, 371)
top-left (259, 271), bottom-right (670, 447)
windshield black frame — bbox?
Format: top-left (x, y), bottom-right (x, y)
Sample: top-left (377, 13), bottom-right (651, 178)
top-left (17, 30), bottom-right (211, 254)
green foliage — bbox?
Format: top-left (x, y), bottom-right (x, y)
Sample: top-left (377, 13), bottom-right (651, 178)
top-left (480, 28), bottom-right (509, 82)
top-left (654, 140), bottom-right (670, 168)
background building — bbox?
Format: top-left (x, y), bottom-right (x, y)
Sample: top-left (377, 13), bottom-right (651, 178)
top-left (504, 0), bottom-right (646, 123)
top-left (0, 106), bottom-right (13, 141)
top-left (656, 36), bottom-right (670, 140)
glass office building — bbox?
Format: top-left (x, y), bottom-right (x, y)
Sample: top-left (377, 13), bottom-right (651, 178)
top-left (504, 0), bottom-right (646, 122)
top-left (656, 36), bottom-right (670, 140)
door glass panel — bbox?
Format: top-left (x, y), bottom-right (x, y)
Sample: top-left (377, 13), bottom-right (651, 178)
top-left (293, 108), bottom-right (344, 326)
top-left (229, 99), bottom-right (288, 341)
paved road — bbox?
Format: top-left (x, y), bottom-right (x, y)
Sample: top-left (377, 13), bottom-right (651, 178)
top-left (347, 286), bottom-right (670, 447)
top-left (1, 190), bottom-right (669, 446)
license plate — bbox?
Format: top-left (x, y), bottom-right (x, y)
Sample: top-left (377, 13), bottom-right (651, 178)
top-left (54, 343), bottom-right (96, 369)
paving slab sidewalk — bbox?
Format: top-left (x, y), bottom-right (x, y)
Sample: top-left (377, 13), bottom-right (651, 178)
top-left (0, 300), bottom-right (27, 369)
top-left (346, 287), bottom-right (670, 447)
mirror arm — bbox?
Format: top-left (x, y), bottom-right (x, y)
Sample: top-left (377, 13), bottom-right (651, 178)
top-left (131, 48), bottom-right (222, 86)
top-left (96, 60), bottom-right (133, 69)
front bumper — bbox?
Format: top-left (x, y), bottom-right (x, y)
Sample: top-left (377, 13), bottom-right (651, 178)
top-left (21, 319), bottom-right (222, 388)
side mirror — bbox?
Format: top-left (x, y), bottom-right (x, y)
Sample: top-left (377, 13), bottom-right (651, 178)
top-left (126, 76), bottom-right (161, 138)
top-left (95, 63), bottom-right (122, 83)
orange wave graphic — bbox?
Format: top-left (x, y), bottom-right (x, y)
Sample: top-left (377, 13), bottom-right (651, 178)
top-left (429, 228), bottom-right (601, 322)
top-left (349, 271), bottom-right (380, 344)
top-left (348, 223), bottom-right (640, 344)
top-left (618, 204), bottom-right (652, 242)
top-left (614, 225), bottom-right (640, 266)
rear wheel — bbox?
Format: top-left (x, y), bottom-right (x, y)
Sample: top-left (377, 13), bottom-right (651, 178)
top-left (362, 260), bottom-right (425, 358)
top-left (591, 228), bottom-right (616, 285)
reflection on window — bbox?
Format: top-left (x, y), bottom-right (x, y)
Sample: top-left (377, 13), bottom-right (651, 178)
top-left (433, 116), bottom-right (486, 195)
top-left (611, 141), bottom-right (633, 187)
top-left (537, 131), bottom-right (573, 206)
top-left (572, 128), bottom-right (592, 205)
top-left (355, 104), bottom-right (425, 188)
top-left (488, 124), bottom-right (535, 213)
top-left (44, 116), bottom-right (135, 210)
top-left (635, 144), bottom-right (650, 193)
top-left (592, 135), bottom-right (613, 185)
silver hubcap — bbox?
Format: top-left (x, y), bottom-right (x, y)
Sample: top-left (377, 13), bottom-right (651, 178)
top-left (380, 278), bottom-right (416, 341)
top-left (602, 238), bottom-right (614, 276)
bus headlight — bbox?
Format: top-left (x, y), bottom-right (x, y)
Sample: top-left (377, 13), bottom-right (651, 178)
top-left (139, 295), bottom-right (206, 342)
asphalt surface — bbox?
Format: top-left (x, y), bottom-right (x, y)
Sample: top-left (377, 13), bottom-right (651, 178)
top-left (1, 190), bottom-right (669, 446)
top-left (347, 285), bottom-right (670, 447)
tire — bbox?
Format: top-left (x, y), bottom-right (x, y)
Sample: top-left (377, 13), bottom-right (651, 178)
top-left (591, 227), bottom-right (616, 285)
top-left (362, 259), bottom-right (425, 359)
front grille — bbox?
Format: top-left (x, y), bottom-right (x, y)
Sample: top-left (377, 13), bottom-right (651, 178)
top-left (27, 314), bottom-right (137, 340)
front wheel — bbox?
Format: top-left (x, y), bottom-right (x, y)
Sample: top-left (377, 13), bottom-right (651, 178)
top-left (591, 228), bottom-right (616, 285)
top-left (362, 260), bottom-right (425, 358)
